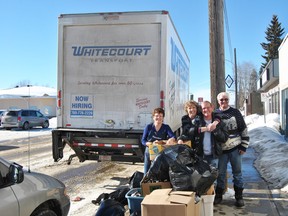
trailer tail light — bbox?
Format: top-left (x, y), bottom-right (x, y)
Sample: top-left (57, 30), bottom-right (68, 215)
top-left (57, 90), bottom-right (61, 107)
top-left (160, 90), bottom-right (165, 108)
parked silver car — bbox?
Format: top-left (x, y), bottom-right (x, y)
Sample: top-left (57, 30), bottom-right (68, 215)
top-left (1, 109), bottom-right (49, 130)
top-left (0, 109), bottom-right (6, 126)
top-left (0, 157), bottom-right (70, 216)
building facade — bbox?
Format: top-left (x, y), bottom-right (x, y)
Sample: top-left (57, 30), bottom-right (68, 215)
top-left (0, 86), bottom-right (56, 118)
top-left (257, 59), bottom-right (280, 116)
top-left (278, 34), bottom-right (288, 137)
top-left (257, 34), bottom-right (288, 136)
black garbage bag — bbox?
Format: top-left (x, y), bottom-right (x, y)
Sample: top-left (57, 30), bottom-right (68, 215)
top-left (92, 193), bottom-right (110, 205)
top-left (141, 152), bottom-right (170, 183)
top-left (164, 144), bottom-right (197, 167)
top-left (169, 157), bottom-right (218, 195)
top-left (142, 144), bottom-right (218, 196)
top-left (141, 144), bottom-right (196, 183)
top-left (130, 211), bottom-right (141, 216)
top-left (129, 171), bottom-right (144, 189)
top-left (95, 199), bottom-right (125, 216)
top-left (193, 166), bottom-right (218, 195)
top-left (92, 186), bottom-right (130, 206)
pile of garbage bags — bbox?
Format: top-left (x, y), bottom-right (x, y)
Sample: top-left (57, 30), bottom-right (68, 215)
top-left (142, 144), bottom-right (218, 196)
top-left (94, 144), bottom-right (218, 215)
top-left (93, 171), bottom-right (144, 216)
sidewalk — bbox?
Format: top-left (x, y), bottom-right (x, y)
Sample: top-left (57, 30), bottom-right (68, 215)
top-left (213, 147), bottom-right (288, 216)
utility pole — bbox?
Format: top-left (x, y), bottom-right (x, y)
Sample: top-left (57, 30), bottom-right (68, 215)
top-left (209, 0), bottom-right (225, 107)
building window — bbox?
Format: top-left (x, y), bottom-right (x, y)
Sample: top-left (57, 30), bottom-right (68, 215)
top-left (281, 88), bottom-right (288, 137)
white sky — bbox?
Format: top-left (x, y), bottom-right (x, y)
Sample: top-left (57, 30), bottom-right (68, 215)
top-left (0, 113), bottom-right (287, 193)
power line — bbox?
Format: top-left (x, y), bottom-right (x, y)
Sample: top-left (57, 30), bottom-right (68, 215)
top-left (224, 0), bottom-right (233, 64)
top-left (223, 1), bottom-right (238, 108)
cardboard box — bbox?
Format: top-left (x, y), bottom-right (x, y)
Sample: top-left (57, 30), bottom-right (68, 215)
top-left (141, 189), bottom-right (200, 216)
top-left (148, 143), bottom-right (166, 160)
top-left (141, 181), bottom-right (172, 196)
top-left (148, 141), bottom-right (192, 160)
top-left (183, 140), bottom-right (192, 148)
top-left (204, 184), bottom-right (214, 195)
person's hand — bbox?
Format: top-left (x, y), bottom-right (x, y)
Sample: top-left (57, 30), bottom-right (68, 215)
top-left (206, 123), bottom-right (214, 131)
top-left (239, 150), bottom-right (246, 155)
top-left (146, 142), bottom-right (152, 147)
top-left (166, 138), bottom-right (176, 145)
top-left (153, 140), bottom-right (166, 145)
top-left (200, 126), bottom-right (207, 132)
top-left (207, 121), bottom-right (218, 132)
top-left (177, 139), bottom-right (184, 144)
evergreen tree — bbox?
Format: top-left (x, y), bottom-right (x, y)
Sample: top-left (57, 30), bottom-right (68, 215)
top-left (260, 15), bottom-right (284, 68)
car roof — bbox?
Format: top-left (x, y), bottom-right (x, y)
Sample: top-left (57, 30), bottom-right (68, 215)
top-left (7, 109), bottom-right (39, 111)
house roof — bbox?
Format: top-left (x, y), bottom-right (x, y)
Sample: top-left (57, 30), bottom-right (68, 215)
top-left (0, 86), bottom-right (56, 98)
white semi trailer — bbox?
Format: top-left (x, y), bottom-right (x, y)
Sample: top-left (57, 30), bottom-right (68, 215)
top-left (52, 11), bottom-right (190, 164)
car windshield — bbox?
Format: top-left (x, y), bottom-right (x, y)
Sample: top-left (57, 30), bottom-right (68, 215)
top-left (6, 111), bottom-right (18, 117)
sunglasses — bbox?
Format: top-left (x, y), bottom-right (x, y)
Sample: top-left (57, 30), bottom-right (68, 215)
top-left (220, 98), bottom-right (229, 102)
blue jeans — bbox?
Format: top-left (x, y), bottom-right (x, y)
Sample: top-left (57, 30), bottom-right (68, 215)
top-left (217, 148), bottom-right (243, 189)
top-left (203, 154), bottom-right (218, 168)
top-left (144, 147), bottom-right (151, 175)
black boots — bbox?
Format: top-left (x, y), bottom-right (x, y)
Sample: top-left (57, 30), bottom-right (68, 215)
top-left (214, 186), bottom-right (244, 207)
top-left (234, 185), bottom-right (245, 207)
top-left (214, 187), bottom-right (224, 205)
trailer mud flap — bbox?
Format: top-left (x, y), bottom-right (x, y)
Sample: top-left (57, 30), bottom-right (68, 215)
top-left (52, 130), bottom-right (63, 162)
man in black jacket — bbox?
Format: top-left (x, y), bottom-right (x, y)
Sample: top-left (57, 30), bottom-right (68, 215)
top-left (178, 100), bottom-right (228, 168)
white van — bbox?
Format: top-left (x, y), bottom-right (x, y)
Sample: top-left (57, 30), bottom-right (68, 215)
top-left (2, 109), bottom-right (49, 130)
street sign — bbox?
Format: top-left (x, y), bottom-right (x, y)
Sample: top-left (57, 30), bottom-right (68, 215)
top-left (225, 74), bottom-right (234, 88)
top-left (261, 93), bottom-right (268, 102)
